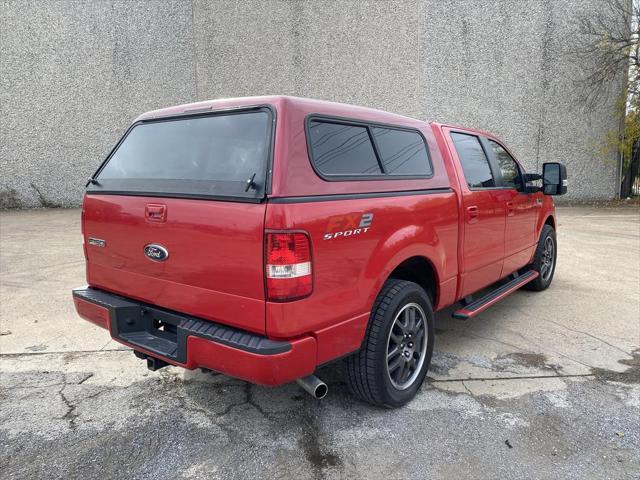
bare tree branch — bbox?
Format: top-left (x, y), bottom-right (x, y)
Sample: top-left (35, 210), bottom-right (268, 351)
top-left (572, 0), bottom-right (638, 112)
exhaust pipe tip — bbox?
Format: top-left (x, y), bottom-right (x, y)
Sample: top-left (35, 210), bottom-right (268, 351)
top-left (296, 375), bottom-right (328, 399)
top-left (314, 382), bottom-right (328, 399)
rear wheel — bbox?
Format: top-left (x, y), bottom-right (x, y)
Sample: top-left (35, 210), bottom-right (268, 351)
top-left (345, 279), bottom-right (434, 408)
top-left (525, 224), bottom-right (557, 291)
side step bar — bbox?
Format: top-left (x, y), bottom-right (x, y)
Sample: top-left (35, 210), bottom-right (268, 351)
top-left (452, 270), bottom-right (539, 320)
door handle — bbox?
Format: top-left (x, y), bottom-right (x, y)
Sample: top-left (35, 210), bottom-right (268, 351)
top-left (466, 205), bottom-right (479, 224)
top-left (506, 201), bottom-right (515, 217)
top-left (145, 204), bottom-right (167, 223)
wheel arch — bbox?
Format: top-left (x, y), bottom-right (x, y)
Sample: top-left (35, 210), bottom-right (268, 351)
top-left (544, 215), bottom-right (555, 230)
top-left (536, 212), bottom-right (556, 241)
top-left (362, 221), bottom-right (453, 315)
top-left (387, 256), bottom-right (438, 306)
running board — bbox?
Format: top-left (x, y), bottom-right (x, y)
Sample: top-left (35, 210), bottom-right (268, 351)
top-left (452, 270), bottom-right (539, 320)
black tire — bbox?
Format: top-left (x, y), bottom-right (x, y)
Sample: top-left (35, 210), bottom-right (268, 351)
top-left (524, 224), bottom-right (557, 291)
top-left (345, 279), bottom-right (435, 408)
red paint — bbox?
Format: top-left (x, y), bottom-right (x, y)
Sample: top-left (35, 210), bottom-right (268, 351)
top-left (74, 296), bottom-right (110, 329)
top-left (185, 336), bottom-right (317, 386)
top-left (434, 124), bottom-right (553, 298)
top-left (83, 194), bottom-right (267, 334)
top-left (264, 193), bottom-right (459, 339)
top-left (313, 312), bottom-right (370, 365)
top-left (74, 96), bottom-right (557, 387)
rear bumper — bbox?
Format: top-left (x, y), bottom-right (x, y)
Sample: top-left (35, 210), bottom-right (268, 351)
top-left (72, 287), bottom-right (317, 386)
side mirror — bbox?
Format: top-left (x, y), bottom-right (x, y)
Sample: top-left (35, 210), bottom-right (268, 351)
top-left (542, 162), bottom-right (567, 196)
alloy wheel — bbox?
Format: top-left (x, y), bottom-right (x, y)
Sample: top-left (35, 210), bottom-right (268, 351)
top-left (385, 303), bottom-right (428, 390)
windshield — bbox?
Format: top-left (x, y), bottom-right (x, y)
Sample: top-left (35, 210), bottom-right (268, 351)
top-left (90, 108), bottom-right (272, 199)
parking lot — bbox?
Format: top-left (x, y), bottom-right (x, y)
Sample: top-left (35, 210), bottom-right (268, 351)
top-left (1, 205), bottom-right (639, 479)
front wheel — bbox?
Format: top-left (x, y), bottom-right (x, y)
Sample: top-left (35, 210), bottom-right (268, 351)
top-left (525, 224), bottom-right (557, 291)
top-left (345, 279), bottom-right (434, 408)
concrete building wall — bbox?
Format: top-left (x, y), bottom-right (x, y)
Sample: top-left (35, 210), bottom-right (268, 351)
top-left (422, 0), bottom-right (622, 200)
top-left (0, 0), bottom-right (623, 208)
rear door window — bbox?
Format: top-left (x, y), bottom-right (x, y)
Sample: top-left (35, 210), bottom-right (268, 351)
top-left (307, 121), bottom-right (382, 176)
top-left (371, 127), bottom-right (432, 175)
top-left (451, 132), bottom-right (496, 188)
top-left (90, 108), bottom-right (273, 199)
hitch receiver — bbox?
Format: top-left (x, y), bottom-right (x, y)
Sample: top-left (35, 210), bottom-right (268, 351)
top-left (133, 350), bottom-right (170, 371)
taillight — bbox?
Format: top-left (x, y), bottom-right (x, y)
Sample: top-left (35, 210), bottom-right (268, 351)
top-left (266, 232), bottom-right (313, 301)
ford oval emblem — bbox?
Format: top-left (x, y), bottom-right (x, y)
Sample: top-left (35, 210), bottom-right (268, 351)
top-left (144, 244), bottom-right (169, 262)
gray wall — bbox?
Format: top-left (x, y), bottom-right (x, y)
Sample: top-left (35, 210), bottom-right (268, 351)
top-left (0, 0), bottom-right (623, 208)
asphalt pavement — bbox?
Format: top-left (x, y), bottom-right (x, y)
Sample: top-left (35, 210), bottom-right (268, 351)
top-left (1, 205), bottom-right (638, 479)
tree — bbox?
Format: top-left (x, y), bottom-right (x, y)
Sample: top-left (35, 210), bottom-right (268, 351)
top-left (576, 0), bottom-right (640, 197)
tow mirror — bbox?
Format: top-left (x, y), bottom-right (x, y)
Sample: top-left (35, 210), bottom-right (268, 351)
top-left (542, 162), bottom-right (567, 196)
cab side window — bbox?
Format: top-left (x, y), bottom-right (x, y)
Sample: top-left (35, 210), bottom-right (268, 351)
top-left (451, 132), bottom-right (496, 188)
top-left (489, 140), bottom-right (523, 191)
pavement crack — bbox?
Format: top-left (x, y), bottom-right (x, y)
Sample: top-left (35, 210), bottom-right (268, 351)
top-left (0, 348), bottom-right (129, 358)
top-left (3, 372), bottom-right (95, 390)
top-left (459, 331), bottom-right (530, 353)
top-left (458, 329), bottom-right (599, 372)
top-left (432, 373), bottom-right (595, 382)
top-left (171, 383), bottom-right (249, 422)
top-left (77, 372), bottom-right (94, 384)
top-left (244, 383), bottom-right (272, 420)
top-left (57, 378), bottom-right (79, 431)
top-left (98, 338), bottom-right (114, 352)
top-left (541, 319), bottom-right (633, 356)
top-left (512, 307), bottom-right (632, 359)
top-left (215, 399), bottom-right (245, 418)
top-left (461, 380), bottom-right (474, 396)
top-left (509, 328), bottom-right (598, 370)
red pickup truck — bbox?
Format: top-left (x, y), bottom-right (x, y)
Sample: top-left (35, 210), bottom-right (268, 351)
top-left (73, 96), bottom-right (566, 407)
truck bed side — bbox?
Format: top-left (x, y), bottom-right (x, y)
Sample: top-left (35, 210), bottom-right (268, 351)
top-left (265, 100), bottom-right (460, 364)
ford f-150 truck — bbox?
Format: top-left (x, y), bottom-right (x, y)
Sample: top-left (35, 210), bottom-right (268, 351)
top-left (73, 96), bottom-right (567, 407)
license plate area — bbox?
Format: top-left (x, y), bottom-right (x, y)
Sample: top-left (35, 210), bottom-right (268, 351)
top-left (152, 318), bottom-right (178, 340)
top-left (113, 306), bottom-right (184, 361)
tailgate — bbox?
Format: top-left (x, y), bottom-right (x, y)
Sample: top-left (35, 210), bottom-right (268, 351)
top-left (83, 194), bottom-right (266, 334)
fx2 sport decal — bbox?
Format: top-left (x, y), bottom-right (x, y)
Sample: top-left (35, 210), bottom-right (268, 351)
top-left (323, 213), bottom-right (374, 240)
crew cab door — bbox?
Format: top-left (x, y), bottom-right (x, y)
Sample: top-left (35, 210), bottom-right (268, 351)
top-left (448, 131), bottom-right (507, 297)
top-left (484, 138), bottom-right (538, 276)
